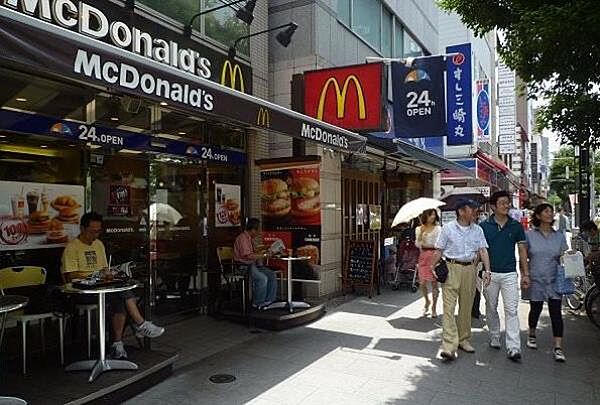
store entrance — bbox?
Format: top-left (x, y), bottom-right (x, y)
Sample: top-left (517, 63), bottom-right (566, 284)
top-left (149, 158), bottom-right (208, 320)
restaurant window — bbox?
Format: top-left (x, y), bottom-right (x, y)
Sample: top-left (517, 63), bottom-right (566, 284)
top-left (403, 32), bottom-right (422, 57)
top-left (394, 22), bottom-right (404, 57)
top-left (337, 0), bottom-right (351, 25)
top-left (204, 0), bottom-right (250, 56)
top-left (382, 8), bottom-right (393, 57)
top-left (352, 0), bottom-right (381, 49)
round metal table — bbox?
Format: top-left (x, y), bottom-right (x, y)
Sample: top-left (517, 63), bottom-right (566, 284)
top-left (0, 295), bottom-right (28, 405)
top-left (267, 256), bottom-right (312, 313)
top-left (61, 281), bottom-right (139, 382)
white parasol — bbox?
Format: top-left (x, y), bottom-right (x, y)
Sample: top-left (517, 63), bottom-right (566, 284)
top-left (148, 203), bottom-right (183, 224)
top-left (391, 197), bottom-right (445, 228)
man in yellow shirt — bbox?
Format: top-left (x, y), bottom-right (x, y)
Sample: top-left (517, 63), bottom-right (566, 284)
top-left (62, 212), bottom-right (164, 359)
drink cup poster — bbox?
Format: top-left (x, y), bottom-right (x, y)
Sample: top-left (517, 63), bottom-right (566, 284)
top-left (215, 184), bottom-right (241, 227)
top-left (0, 181), bottom-right (84, 250)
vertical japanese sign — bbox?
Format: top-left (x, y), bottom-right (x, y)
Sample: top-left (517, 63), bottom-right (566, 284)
top-left (392, 57), bottom-right (447, 138)
top-left (497, 63), bottom-right (517, 154)
top-left (446, 43), bottom-right (473, 146)
top-left (476, 79), bottom-right (491, 141)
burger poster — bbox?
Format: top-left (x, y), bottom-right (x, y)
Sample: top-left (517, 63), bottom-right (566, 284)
top-left (0, 181), bottom-right (84, 250)
top-left (260, 164), bottom-right (321, 265)
top-left (215, 183), bottom-right (241, 227)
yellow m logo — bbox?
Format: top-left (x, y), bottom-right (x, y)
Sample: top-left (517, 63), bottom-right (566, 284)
top-left (316, 75), bottom-right (366, 121)
top-left (220, 60), bottom-right (245, 93)
top-left (257, 107), bottom-right (270, 127)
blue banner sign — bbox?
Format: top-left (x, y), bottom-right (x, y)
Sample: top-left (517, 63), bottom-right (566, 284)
top-left (446, 43), bottom-right (473, 146)
top-left (0, 109), bottom-right (246, 165)
top-left (392, 56), bottom-right (447, 138)
top-left (476, 79), bottom-right (490, 141)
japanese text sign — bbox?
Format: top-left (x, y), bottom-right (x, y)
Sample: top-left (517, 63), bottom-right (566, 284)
top-left (446, 43), bottom-right (473, 146)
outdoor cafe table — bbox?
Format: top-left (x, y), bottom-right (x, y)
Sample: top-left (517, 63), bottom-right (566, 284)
top-left (61, 281), bottom-right (139, 382)
top-left (268, 256), bottom-right (314, 313)
top-left (0, 295), bottom-right (28, 405)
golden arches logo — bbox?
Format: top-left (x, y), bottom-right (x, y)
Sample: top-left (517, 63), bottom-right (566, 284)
top-left (316, 75), bottom-right (366, 121)
top-left (256, 107), bottom-right (270, 127)
top-left (220, 60), bottom-right (245, 93)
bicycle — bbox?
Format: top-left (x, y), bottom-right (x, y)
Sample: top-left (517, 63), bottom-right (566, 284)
top-left (564, 265), bottom-right (595, 311)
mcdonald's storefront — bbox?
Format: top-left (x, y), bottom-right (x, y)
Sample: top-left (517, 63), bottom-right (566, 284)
top-left (0, 2), bottom-right (366, 321)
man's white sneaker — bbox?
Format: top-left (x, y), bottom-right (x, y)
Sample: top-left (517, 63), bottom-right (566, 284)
top-left (135, 321), bottom-right (165, 338)
top-left (110, 341), bottom-right (128, 359)
top-left (526, 336), bottom-right (537, 349)
top-left (507, 349), bottom-right (522, 362)
top-left (489, 336), bottom-right (501, 349)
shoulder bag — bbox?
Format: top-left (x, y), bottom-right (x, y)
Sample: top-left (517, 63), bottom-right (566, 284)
top-left (434, 259), bottom-right (448, 283)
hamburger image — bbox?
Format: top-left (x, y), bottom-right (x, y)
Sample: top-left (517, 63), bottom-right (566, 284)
top-left (225, 199), bottom-right (241, 225)
top-left (27, 211), bottom-right (51, 234)
top-left (46, 219), bottom-right (68, 244)
top-left (296, 245), bottom-right (320, 266)
top-left (51, 195), bottom-right (81, 224)
top-left (290, 177), bottom-right (320, 218)
top-left (261, 178), bottom-right (291, 218)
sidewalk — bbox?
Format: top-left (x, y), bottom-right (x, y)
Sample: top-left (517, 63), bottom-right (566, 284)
top-left (127, 289), bottom-right (600, 405)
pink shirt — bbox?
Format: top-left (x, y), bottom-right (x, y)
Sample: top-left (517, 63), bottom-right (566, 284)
top-left (234, 231), bottom-right (255, 264)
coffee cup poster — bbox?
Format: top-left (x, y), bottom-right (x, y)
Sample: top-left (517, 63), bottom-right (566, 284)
top-left (215, 183), bottom-right (241, 227)
top-left (0, 181), bottom-right (84, 250)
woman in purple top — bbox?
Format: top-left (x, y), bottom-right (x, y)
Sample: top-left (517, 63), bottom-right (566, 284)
top-left (524, 203), bottom-right (568, 362)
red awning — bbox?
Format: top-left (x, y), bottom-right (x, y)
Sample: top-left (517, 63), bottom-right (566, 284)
top-left (475, 151), bottom-right (510, 174)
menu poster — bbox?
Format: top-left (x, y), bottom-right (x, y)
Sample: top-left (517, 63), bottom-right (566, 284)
top-left (215, 183), bottom-right (241, 227)
top-left (369, 205), bottom-right (382, 231)
top-left (0, 181), bottom-right (84, 250)
top-left (263, 230), bottom-right (322, 272)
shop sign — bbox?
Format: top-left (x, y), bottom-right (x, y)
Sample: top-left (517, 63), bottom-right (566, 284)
top-left (392, 56), bottom-right (447, 138)
top-left (303, 63), bottom-right (385, 132)
top-left (1, 0), bottom-right (252, 93)
top-left (0, 10), bottom-right (364, 153)
top-left (108, 184), bottom-right (131, 217)
top-left (0, 181), bottom-right (84, 251)
top-left (446, 43), bottom-right (473, 146)
top-left (369, 205), bottom-right (382, 231)
top-left (497, 62), bottom-right (516, 154)
top-left (215, 184), bottom-right (241, 227)
top-left (475, 79), bottom-right (490, 141)
top-left (0, 109), bottom-right (247, 165)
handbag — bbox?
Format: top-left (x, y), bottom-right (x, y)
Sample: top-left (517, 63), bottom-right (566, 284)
top-left (434, 259), bottom-right (449, 283)
top-left (555, 263), bottom-right (575, 295)
top-left (562, 251), bottom-right (586, 278)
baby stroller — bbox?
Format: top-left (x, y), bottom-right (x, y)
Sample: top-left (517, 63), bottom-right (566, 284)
top-left (391, 234), bottom-right (419, 292)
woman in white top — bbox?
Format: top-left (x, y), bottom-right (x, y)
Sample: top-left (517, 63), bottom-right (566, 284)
top-left (415, 209), bottom-right (441, 317)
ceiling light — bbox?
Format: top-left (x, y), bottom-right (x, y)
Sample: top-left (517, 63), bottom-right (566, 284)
top-left (15, 97), bottom-right (28, 102)
top-left (40, 145), bottom-right (48, 148)
top-left (0, 135), bottom-right (6, 138)
top-left (178, 132), bottom-right (186, 135)
top-left (160, 101), bottom-right (168, 106)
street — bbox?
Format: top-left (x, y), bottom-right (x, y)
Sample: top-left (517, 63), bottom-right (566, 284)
top-left (128, 289), bottom-right (600, 405)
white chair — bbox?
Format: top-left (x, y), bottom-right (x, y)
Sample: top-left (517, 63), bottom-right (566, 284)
top-left (0, 266), bottom-right (65, 374)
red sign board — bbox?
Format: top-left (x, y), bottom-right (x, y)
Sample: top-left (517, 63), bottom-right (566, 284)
top-left (303, 63), bottom-right (385, 131)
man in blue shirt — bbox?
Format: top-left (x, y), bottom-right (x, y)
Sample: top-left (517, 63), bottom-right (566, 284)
top-left (479, 191), bottom-right (529, 362)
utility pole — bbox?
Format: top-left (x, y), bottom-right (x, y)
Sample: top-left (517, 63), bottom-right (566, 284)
top-left (579, 146), bottom-right (591, 224)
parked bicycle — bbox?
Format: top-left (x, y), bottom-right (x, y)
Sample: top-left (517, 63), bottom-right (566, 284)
top-left (564, 264), bottom-right (595, 311)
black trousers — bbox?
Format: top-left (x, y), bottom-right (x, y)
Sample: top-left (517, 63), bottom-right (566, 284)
top-left (528, 299), bottom-right (563, 338)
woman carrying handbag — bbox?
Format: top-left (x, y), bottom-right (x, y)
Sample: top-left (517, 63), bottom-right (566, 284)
top-left (524, 203), bottom-right (569, 362)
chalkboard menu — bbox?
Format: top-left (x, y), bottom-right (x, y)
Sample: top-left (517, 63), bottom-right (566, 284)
top-left (344, 240), bottom-right (377, 298)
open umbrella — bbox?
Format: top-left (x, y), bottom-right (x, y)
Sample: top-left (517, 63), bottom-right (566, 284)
top-left (148, 203), bottom-right (183, 224)
top-left (441, 187), bottom-right (487, 211)
top-left (392, 197), bottom-right (445, 228)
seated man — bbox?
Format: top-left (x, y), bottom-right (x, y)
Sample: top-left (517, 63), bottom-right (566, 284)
top-left (61, 212), bottom-right (164, 359)
top-left (580, 220), bottom-right (600, 263)
top-left (233, 218), bottom-right (277, 309)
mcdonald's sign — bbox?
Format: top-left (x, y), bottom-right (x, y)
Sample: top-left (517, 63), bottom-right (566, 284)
top-left (220, 60), bottom-right (245, 93)
top-left (303, 63), bottom-right (385, 131)
top-left (257, 107), bottom-right (271, 128)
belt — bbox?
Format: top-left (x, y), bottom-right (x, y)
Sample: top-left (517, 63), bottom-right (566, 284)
top-left (446, 259), bottom-right (476, 266)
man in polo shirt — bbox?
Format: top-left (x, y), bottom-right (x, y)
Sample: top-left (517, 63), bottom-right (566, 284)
top-left (479, 191), bottom-right (528, 362)
top-left (433, 198), bottom-right (491, 361)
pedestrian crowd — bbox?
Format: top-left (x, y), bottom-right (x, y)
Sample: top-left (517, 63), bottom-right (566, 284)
top-left (412, 191), bottom-right (579, 363)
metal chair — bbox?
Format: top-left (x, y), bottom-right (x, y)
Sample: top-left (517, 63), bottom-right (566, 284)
top-left (0, 266), bottom-right (65, 374)
top-left (217, 247), bottom-right (250, 314)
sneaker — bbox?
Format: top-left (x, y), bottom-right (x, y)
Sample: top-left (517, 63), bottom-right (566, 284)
top-left (110, 341), bottom-right (128, 359)
top-left (507, 349), bottom-right (522, 362)
top-left (458, 342), bottom-right (475, 353)
top-left (489, 336), bottom-right (501, 349)
top-left (440, 351), bottom-right (456, 361)
top-left (135, 321), bottom-right (165, 339)
top-left (553, 347), bottom-right (566, 362)
top-left (526, 336), bottom-right (537, 349)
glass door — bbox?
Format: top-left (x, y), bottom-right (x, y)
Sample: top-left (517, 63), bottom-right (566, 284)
top-left (149, 157), bottom-right (207, 320)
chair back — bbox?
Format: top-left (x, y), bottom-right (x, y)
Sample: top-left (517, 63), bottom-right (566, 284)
top-left (0, 266), bottom-right (47, 294)
top-left (217, 247), bottom-right (234, 264)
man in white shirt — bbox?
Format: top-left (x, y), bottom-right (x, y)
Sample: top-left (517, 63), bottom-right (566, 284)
top-left (432, 198), bottom-right (491, 361)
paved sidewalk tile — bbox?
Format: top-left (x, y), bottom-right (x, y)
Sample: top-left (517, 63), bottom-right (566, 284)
top-left (127, 288), bottom-right (600, 405)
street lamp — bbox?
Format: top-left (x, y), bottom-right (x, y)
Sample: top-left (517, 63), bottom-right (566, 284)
top-left (228, 22), bottom-right (298, 60)
top-left (183, 0), bottom-right (256, 37)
